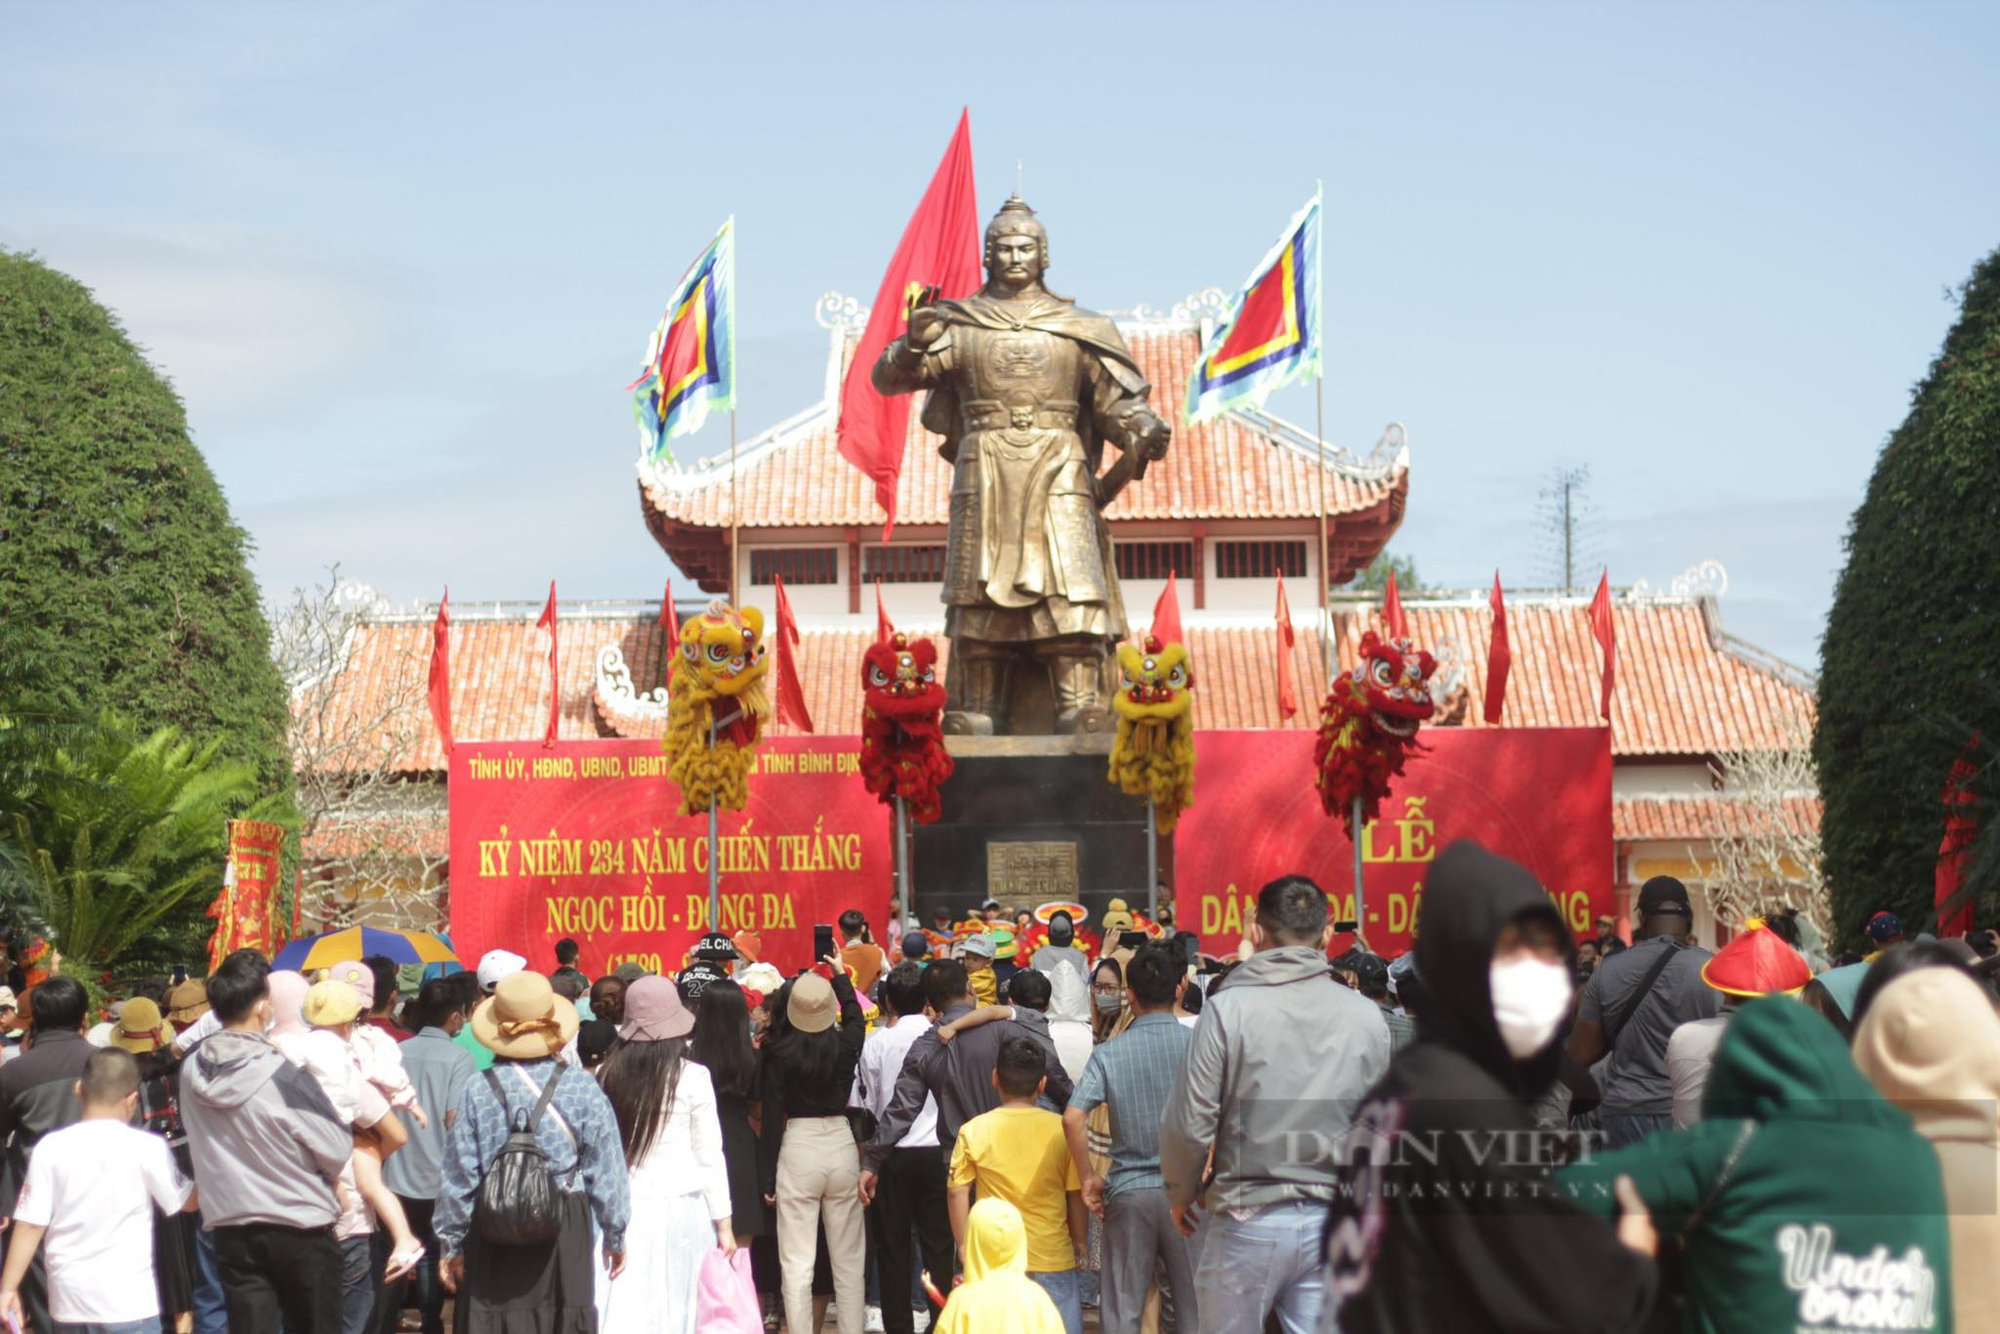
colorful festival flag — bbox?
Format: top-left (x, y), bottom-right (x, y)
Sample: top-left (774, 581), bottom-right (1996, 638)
top-left (837, 110), bottom-right (981, 540)
top-left (537, 582), bottom-right (560, 746)
top-left (1588, 572), bottom-right (1616, 722)
top-left (630, 218), bottom-right (736, 463)
top-left (206, 819), bottom-right (286, 973)
top-left (1483, 572), bottom-right (1511, 726)
top-left (1185, 189), bottom-right (1323, 424)
top-left (1275, 574), bottom-right (1299, 721)
top-left (428, 588), bottom-right (453, 755)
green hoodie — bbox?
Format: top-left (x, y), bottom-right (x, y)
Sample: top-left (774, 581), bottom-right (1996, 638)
top-left (1559, 997), bottom-right (1952, 1333)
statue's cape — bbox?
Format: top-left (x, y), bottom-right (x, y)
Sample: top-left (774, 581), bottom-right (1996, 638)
top-left (918, 290), bottom-right (1150, 468)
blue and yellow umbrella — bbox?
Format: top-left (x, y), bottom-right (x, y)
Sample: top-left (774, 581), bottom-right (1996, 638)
top-left (272, 926), bottom-right (460, 973)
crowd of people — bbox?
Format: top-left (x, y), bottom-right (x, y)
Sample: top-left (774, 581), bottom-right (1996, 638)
top-left (0, 854), bottom-right (1992, 1333)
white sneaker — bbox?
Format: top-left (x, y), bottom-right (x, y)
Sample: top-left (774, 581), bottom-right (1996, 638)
top-left (864, 1306), bottom-right (885, 1332)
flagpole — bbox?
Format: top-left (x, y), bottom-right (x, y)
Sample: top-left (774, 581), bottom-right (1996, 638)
top-left (707, 714), bottom-right (721, 930)
top-left (893, 795), bottom-right (910, 939)
top-left (1146, 799), bottom-right (1159, 922)
top-left (729, 408), bottom-right (740, 603)
top-left (1316, 372), bottom-right (1332, 687)
top-left (1352, 794), bottom-right (1365, 943)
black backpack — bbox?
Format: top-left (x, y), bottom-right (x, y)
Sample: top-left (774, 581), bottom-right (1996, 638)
top-left (472, 1067), bottom-right (573, 1248)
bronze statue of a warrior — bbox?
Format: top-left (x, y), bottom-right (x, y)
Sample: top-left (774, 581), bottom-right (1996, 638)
top-left (872, 198), bottom-right (1171, 736)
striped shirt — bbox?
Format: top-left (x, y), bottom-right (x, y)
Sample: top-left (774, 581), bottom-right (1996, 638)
top-left (1068, 1011), bottom-right (1191, 1198)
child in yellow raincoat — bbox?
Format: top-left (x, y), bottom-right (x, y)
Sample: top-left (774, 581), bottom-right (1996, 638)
top-left (934, 1198), bottom-right (1065, 1334)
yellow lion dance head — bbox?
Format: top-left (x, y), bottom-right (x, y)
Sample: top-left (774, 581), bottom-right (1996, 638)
top-left (1108, 636), bottom-right (1195, 832)
top-left (663, 601), bottom-right (773, 815)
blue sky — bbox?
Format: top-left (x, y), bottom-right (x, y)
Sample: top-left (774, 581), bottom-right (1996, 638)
top-left (8, 2), bottom-right (1996, 667)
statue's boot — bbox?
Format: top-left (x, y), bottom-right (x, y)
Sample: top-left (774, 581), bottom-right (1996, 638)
top-left (1045, 641), bottom-right (1112, 736)
top-left (944, 644), bottom-right (1006, 736)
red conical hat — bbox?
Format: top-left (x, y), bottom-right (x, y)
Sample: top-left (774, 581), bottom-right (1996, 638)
top-left (1700, 921), bottom-right (1812, 997)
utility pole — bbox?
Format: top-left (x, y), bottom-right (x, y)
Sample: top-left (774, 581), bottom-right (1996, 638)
top-left (1539, 464), bottom-right (1592, 594)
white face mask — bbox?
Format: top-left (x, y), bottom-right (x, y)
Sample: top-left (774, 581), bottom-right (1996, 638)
top-left (1488, 957), bottom-right (1572, 1060)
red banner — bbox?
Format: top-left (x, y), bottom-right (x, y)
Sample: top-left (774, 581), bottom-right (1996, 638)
top-left (207, 818), bottom-right (286, 973)
top-left (448, 739), bottom-right (890, 976)
top-left (1174, 729), bottom-right (1613, 957)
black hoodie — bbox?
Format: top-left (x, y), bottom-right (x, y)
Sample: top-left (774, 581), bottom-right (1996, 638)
top-left (1321, 841), bottom-right (1656, 1334)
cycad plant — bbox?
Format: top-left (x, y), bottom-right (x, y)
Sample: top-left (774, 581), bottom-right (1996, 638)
top-left (4, 707), bottom-right (280, 972)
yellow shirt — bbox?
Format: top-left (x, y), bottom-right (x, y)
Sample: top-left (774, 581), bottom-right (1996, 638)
top-left (948, 1106), bottom-right (1079, 1274)
top-left (967, 962), bottom-right (997, 1006)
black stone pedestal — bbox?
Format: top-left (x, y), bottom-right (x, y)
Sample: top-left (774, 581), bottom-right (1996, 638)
top-left (910, 735), bottom-right (1168, 930)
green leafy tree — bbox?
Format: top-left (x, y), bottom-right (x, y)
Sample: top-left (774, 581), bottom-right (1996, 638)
top-left (1344, 550), bottom-right (1422, 594)
top-left (0, 250), bottom-right (292, 797)
top-left (1816, 248), bottom-right (2000, 945)
top-left (6, 708), bottom-right (275, 973)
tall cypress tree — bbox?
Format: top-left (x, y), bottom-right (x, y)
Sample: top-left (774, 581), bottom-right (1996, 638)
top-left (0, 250), bottom-right (292, 797)
top-left (1817, 247), bottom-right (2000, 944)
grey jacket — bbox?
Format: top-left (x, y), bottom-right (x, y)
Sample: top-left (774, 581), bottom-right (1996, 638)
top-left (1160, 946), bottom-right (1390, 1211)
top-left (181, 1028), bottom-right (354, 1230)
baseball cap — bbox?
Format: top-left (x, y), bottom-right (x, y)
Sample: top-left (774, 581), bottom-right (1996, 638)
top-left (477, 949), bottom-right (528, 993)
top-left (1637, 876), bottom-right (1691, 918)
top-left (678, 960), bottom-right (728, 1000)
top-left (692, 932), bottom-right (739, 962)
top-left (960, 933), bottom-right (996, 960)
top-left (901, 931), bottom-right (930, 960)
top-left (1865, 911), bottom-right (1903, 942)
top-left (1349, 953), bottom-right (1390, 995)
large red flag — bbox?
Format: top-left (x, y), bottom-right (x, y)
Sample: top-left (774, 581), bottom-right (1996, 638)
top-left (836, 110), bottom-right (981, 540)
top-left (1382, 568), bottom-right (1408, 639)
top-left (658, 579), bottom-right (681, 690)
top-left (1936, 735), bottom-right (1982, 935)
top-left (1587, 571), bottom-right (1615, 722)
top-left (1275, 574), bottom-right (1299, 721)
top-left (536, 581), bottom-right (560, 746)
top-left (1484, 572), bottom-right (1511, 726)
top-left (875, 579), bottom-right (895, 645)
top-left (772, 576), bottom-right (815, 734)
top-left (428, 587), bottom-right (453, 754)
top-left (1152, 569), bottom-right (1185, 647)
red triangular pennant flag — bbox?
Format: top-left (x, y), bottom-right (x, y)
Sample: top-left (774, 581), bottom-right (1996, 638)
top-left (1483, 572), bottom-right (1511, 726)
top-left (875, 579), bottom-right (895, 645)
top-left (772, 576), bottom-right (815, 734)
top-left (659, 579), bottom-right (682, 691)
top-left (427, 587), bottom-right (454, 754)
top-left (836, 110), bottom-right (981, 541)
top-left (1151, 569), bottom-right (1185, 647)
top-left (1275, 573), bottom-right (1299, 721)
top-left (1587, 571), bottom-right (1615, 723)
top-left (1937, 734), bottom-right (1982, 936)
top-left (536, 581), bottom-right (560, 746)
top-left (1383, 568), bottom-right (1408, 639)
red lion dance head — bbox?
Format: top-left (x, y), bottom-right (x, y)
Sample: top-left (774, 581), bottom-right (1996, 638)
top-left (859, 634), bottom-right (954, 824)
top-left (1313, 631), bottom-right (1438, 833)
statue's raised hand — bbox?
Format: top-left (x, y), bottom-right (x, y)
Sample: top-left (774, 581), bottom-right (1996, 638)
top-left (906, 303), bottom-right (946, 351)
top-left (1133, 413), bottom-right (1171, 462)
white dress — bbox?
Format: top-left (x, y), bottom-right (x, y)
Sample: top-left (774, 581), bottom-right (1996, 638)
top-left (597, 1059), bottom-right (733, 1334)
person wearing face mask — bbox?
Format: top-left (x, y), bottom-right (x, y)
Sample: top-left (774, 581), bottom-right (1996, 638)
top-left (1159, 875), bottom-right (1391, 1334)
top-left (1321, 842), bottom-right (1658, 1334)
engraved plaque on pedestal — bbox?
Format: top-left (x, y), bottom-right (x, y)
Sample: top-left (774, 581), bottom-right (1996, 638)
top-left (987, 841), bottom-right (1079, 902)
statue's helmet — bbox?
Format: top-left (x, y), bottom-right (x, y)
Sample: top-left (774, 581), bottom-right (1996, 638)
top-left (984, 196), bottom-right (1048, 271)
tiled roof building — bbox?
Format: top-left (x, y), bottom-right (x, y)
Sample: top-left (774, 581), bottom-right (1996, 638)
top-left (301, 297), bottom-right (1818, 945)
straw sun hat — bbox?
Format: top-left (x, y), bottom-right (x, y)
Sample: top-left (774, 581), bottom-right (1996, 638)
top-left (471, 971), bottom-right (580, 1059)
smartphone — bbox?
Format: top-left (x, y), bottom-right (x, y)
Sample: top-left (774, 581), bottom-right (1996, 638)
top-left (1334, 919), bottom-right (1359, 933)
top-left (1119, 930), bottom-right (1148, 951)
top-left (814, 923), bottom-right (836, 962)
